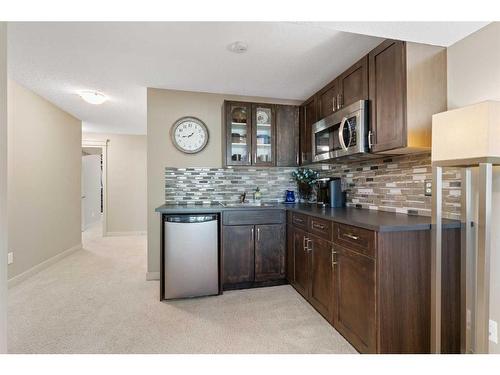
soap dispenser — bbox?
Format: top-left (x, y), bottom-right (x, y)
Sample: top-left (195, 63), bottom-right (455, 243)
top-left (254, 187), bottom-right (262, 202)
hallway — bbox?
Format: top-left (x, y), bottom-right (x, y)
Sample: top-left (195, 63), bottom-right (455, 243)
top-left (7, 222), bottom-right (355, 354)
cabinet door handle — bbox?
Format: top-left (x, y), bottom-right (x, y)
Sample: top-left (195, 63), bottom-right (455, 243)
top-left (332, 96), bottom-right (336, 112)
top-left (303, 236), bottom-right (308, 252)
top-left (331, 248), bottom-right (338, 266)
top-left (307, 239), bottom-right (313, 253)
top-left (368, 130), bottom-right (374, 150)
top-left (257, 227), bottom-right (260, 242)
top-left (343, 233), bottom-right (359, 240)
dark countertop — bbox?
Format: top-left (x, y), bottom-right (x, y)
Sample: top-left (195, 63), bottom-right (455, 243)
top-left (155, 203), bottom-right (460, 232)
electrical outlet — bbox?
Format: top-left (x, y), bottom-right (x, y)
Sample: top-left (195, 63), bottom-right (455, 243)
top-left (7, 252), bottom-right (13, 265)
top-left (424, 180), bottom-right (432, 196)
top-left (489, 319), bottom-right (498, 344)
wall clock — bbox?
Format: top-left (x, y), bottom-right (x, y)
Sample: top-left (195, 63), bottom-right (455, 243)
top-left (170, 117), bottom-right (209, 154)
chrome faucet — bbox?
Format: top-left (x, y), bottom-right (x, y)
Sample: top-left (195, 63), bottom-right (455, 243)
top-left (239, 192), bottom-right (246, 203)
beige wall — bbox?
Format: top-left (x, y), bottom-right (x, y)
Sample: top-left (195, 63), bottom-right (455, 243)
top-left (147, 88), bottom-right (299, 277)
top-left (7, 80), bottom-right (82, 280)
top-left (447, 22), bottom-right (500, 353)
top-left (0, 22), bottom-right (7, 353)
top-left (83, 132), bottom-right (147, 234)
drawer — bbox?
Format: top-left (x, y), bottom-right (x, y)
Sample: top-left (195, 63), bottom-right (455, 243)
top-left (222, 209), bottom-right (285, 225)
top-left (291, 212), bottom-right (308, 230)
top-left (308, 216), bottom-right (333, 241)
top-left (333, 223), bottom-right (376, 258)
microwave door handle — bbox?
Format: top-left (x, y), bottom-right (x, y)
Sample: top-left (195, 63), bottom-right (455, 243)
top-left (338, 116), bottom-right (349, 151)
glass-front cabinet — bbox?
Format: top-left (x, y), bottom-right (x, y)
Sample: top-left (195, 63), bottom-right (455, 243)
top-left (226, 102), bottom-right (252, 165)
top-left (224, 101), bottom-right (275, 167)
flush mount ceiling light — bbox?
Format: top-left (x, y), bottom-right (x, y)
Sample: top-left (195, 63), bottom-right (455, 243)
top-left (78, 90), bottom-right (108, 105)
top-left (227, 41), bottom-right (248, 54)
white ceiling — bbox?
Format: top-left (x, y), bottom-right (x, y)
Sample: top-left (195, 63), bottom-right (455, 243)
top-left (8, 22), bottom-right (489, 135)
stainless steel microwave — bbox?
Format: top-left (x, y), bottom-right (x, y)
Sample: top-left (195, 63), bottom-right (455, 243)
top-left (312, 100), bottom-right (369, 162)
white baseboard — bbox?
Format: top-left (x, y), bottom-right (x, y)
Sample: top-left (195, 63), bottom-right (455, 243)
top-left (8, 243), bottom-right (82, 288)
top-left (146, 271), bottom-right (160, 281)
top-left (105, 231), bottom-right (147, 237)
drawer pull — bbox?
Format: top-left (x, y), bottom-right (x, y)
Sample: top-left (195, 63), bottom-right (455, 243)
top-left (312, 222), bottom-right (326, 230)
top-left (343, 233), bottom-right (359, 240)
top-left (294, 217), bottom-right (304, 224)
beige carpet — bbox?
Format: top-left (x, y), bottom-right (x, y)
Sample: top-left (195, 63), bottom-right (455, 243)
top-left (7, 220), bottom-right (356, 354)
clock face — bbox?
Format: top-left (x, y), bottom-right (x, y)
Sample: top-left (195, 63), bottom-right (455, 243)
top-left (171, 117), bottom-right (209, 154)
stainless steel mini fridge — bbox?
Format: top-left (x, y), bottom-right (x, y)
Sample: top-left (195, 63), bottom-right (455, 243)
top-left (163, 214), bottom-right (219, 299)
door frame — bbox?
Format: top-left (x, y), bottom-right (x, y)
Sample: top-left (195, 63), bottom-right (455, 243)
top-left (82, 139), bottom-right (109, 236)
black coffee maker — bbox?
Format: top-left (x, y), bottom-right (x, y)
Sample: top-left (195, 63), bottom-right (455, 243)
top-left (316, 178), bottom-right (331, 207)
top-left (316, 177), bottom-right (345, 208)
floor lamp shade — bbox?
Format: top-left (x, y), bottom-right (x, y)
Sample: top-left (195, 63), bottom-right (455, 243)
top-left (432, 101), bottom-right (500, 163)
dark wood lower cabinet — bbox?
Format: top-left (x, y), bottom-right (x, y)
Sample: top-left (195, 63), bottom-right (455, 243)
top-left (334, 246), bottom-right (376, 353)
top-left (308, 235), bottom-right (335, 323)
top-left (288, 226), bottom-right (335, 322)
top-left (288, 213), bottom-right (461, 354)
top-left (222, 225), bottom-right (255, 285)
top-left (291, 227), bottom-right (309, 298)
top-left (222, 211), bottom-right (286, 290)
top-left (255, 224), bottom-right (285, 282)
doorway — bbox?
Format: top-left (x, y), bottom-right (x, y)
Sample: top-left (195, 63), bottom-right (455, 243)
top-left (82, 147), bottom-right (102, 232)
top-left (82, 139), bottom-right (108, 236)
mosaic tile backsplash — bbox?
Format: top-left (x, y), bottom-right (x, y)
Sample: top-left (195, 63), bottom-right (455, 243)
top-left (165, 167), bottom-right (297, 204)
top-left (164, 152), bottom-right (462, 219)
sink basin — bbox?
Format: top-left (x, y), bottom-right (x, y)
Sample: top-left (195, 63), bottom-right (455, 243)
top-left (221, 202), bottom-right (277, 208)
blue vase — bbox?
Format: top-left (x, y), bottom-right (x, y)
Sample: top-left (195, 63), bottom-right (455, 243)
top-left (285, 190), bottom-right (296, 203)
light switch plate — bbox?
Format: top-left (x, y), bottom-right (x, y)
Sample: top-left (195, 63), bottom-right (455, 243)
top-left (7, 252), bottom-right (13, 265)
top-left (490, 319), bottom-right (498, 344)
top-left (424, 180), bottom-right (432, 196)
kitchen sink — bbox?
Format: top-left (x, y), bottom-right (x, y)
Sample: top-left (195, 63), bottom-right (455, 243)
top-left (220, 202), bottom-right (278, 208)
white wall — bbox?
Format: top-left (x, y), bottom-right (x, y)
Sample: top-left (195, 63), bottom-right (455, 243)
top-left (147, 88), bottom-right (300, 278)
top-left (82, 154), bottom-right (102, 230)
top-left (447, 22), bottom-right (500, 353)
top-left (0, 22), bottom-right (8, 354)
top-left (7, 80), bottom-right (82, 280)
top-left (83, 133), bottom-right (147, 235)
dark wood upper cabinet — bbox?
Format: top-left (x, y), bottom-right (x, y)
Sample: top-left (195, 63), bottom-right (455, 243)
top-left (222, 225), bottom-right (255, 286)
top-left (308, 235), bottom-right (335, 323)
top-left (316, 56), bottom-right (368, 122)
top-left (339, 55), bottom-right (369, 109)
top-left (275, 105), bottom-right (299, 167)
top-left (368, 40), bottom-right (446, 154)
top-left (254, 224), bottom-right (285, 282)
top-left (368, 40), bottom-right (407, 153)
top-left (298, 39), bottom-right (445, 159)
top-left (300, 96), bottom-right (316, 165)
top-left (252, 103), bottom-right (275, 167)
top-left (334, 245), bottom-right (377, 354)
top-left (224, 101), bottom-right (253, 166)
top-left (318, 78), bottom-right (340, 120)
top-left (224, 101), bottom-right (299, 167)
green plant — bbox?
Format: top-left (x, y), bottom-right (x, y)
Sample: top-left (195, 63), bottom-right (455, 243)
top-left (292, 168), bottom-right (319, 186)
